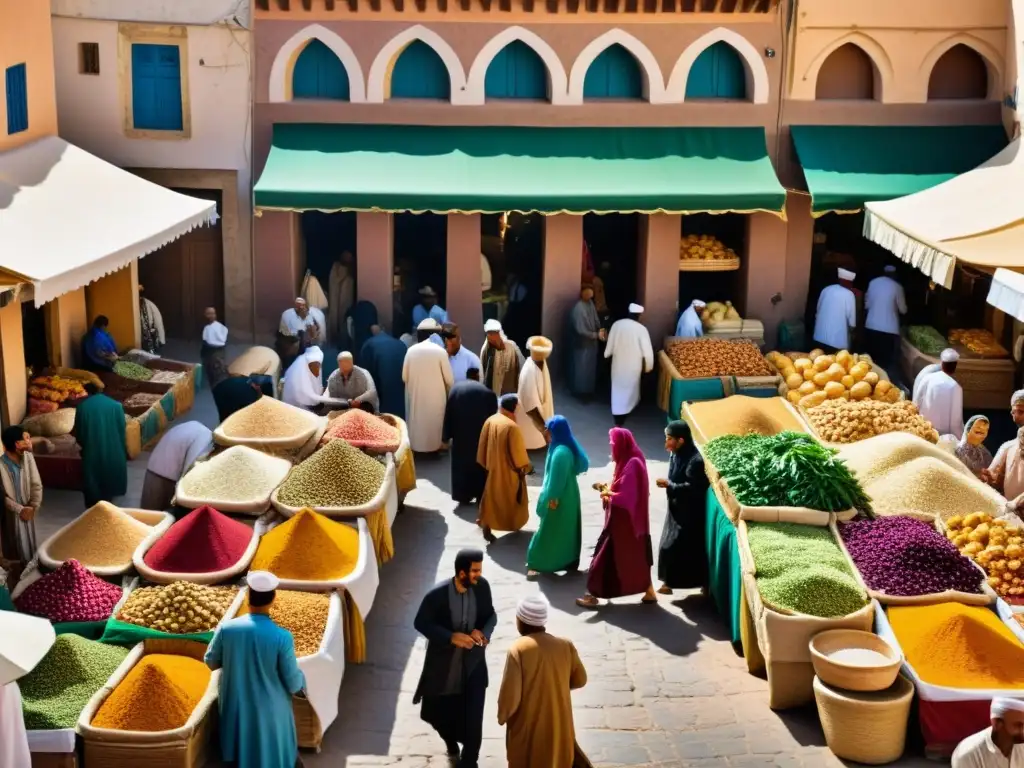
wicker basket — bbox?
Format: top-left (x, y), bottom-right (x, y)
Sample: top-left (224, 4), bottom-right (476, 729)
top-left (678, 257), bottom-right (741, 272)
top-left (809, 629), bottom-right (902, 692)
top-left (813, 674), bottom-right (914, 765)
top-left (293, 695), bottom-right (323, 750)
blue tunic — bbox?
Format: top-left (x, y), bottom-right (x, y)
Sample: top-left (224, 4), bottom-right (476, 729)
top-left (411, 304), bottom-right (448, 333)
top-left (82, 328), bottom-right (117, 370)
top-left (361, 332), bottom-right (408, 418)
top-left (205, 614), bottom-right (306, 768)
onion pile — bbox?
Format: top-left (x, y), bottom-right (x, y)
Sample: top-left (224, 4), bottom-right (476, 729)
top-left (15, 559), bottom-right (123, 622)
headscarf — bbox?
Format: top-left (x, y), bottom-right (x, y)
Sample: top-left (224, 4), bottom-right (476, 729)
top-left (609, 427), bottom-right (650, 537)
top-left (546, 415), bottom-right (589, 475)
top-left (282, 346), bottom-right (324, 409)
top-left (610, 427), bottom-right (646, 479)
top-left (954, 415), bottom-right (993, 473)
top-left (959, 415), bottom-right (989, 447)
top-left (666, 419), bottom-right (704, 482)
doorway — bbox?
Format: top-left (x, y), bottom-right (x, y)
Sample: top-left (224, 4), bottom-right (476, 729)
top-left (393, 213), bottom-right (447, 335)
top-left (22, 302), bottom-right (48, 376)
top-left (584, 213), bottom-right (639, 322)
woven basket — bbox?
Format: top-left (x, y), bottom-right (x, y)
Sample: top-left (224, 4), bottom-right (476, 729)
top-left (814, 674), bottom-right (914, 765)
top-left (678, 256), bottom-right (740, 272)
top-left (809, 629), bottom-right (902, 692)
top-left (293, 695), bottom-right (323, 750)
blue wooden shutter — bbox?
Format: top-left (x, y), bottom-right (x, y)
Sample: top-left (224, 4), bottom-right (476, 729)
top-left (485, 41), bottom-right (547, 100)
top-left (391, 41), bottom-right (451, 100)
top-left (685, 43), bottom-right (746, 99)
top-left (292, 39), bottom-right (350, 100)
top-left (583, 45), bottom-right (642, 100)
top-left (131, 43), bottom-right (183, 130)
top-left (5, 64), bottom-right (28, 135)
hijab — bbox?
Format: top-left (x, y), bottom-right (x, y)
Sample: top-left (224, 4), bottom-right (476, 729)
top-left (611, 428), bottom-right (646, 483)
top-left (609, 427), bottom-right (650, 537)
top-left (283, 346), bottom-right (324, 409)
top-left (546, 415), bottom-right (589, 475)
top-left (955, 415), bottom-right (993, 473)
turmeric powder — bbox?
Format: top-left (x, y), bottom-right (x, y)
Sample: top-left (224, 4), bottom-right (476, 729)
top-left (888, 603), bottom-right (1024, 689)
top-left (250, 508), bottom-right (359, 581)
top-left (91, 654), bottom-right (210, 731)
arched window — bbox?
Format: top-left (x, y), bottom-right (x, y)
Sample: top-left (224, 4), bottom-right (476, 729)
top-left (390, 40), bottom-right (451, 100)
top-left (928, 44), bottom-right (989, 100)
top-left (485, 41), bottom-right (547, 100)
top-left (815, 43), bottom-right (877, 100)
top-left (583, 44), bottom-right (643, 100)
top-left (292, 39), bottom-right (350, 100)
top-left (685, 42), bottom-right (746, 99)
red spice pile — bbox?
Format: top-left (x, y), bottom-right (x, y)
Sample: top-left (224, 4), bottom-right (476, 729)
top-left (15, 559), bottom-right (123, 622)
top-left (143, 505), bottom-right (251, 573)
top-left (323, 410), bottom-right (400, 453)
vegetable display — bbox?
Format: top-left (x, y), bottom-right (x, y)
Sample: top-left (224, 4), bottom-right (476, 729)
top-left (665, 338), bottom-right (774, 379)
top-left (143, 505), bottom-right (252, 574)
top-left (112, 360), bottom-right (154, 381)
top-left (838, 516), bottom-right (983, 596)
top-left (746, 522), bottom-right (867, 618)
top-left (704, 431), bottom-right (870, 512)
top-left (14, 559), bottom-right (123, 622)
top-left (907, 325), bottom-right (947, 356)
top-left (47, 502), bottom-right (154, 568)
top-left (238, 589), bottom-right (329, 657)
top-left (946, 513), bottom-right (1024, 598)
top-left (767, 349), bottom-right (897, 408)
top-left (91, 654), bottom-right (210, 731)
top-left (805, 399), bottom-right (939, 444)
top-left (679, 234), bottom-right (737, 263)
top-left (276, 438), bottom-right (386, 509)
top-left (116, 582), bottom-right (237, 634)
top-left (251, 508), bottom-right (360, 581)
top-left (949, 328), bottom-right (1009, 359)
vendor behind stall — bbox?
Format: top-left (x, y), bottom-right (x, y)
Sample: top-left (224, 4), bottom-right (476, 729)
top-left (813, 268), bottom-right (858, 354)
top-left (282, 346), bottom-right (324, 411)
top-left (951, 697), bottom-right (1024, 767)
top-left (82, 316), bottom-right (118, 372)
top-left (201, 307), bottom-right (229, 386)
top-left (982, 390), bottom-right (1024, 517)
top-left (675, 299), bottom-right (706, 338)
top-left (914, 348), bottom-right (964, 438)
top-left (324, 351), bottom-right (378, 413)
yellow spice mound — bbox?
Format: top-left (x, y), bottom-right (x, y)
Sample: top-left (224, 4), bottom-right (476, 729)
top-left (48, 502), bottom-right (152, 567)
top-left (865, 456), bottom-right (1005, 521)
top-left (837, 431), bottom-right (969, 486)
top-left (219, 396), bottom-right (316, 439)
top-left (686, 396), bottom-right (805, 444)
top-left (251, 508), bottom-right (359, 581)
top-left (92, 655), bottom-right (210, 731)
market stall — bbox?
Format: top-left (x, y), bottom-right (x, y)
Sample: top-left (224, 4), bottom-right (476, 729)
top-left (900, 333), bottom-right (1014, 411)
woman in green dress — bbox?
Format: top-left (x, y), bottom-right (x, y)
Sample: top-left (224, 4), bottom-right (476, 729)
top-left (527, 415), bottom-right (589, 578)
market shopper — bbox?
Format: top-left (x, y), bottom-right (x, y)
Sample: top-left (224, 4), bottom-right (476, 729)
top-left (281, 346), bottom-right (325, 411)
top-left (141, 421), bottom-right (213, 510)
top-left (480, 319), bottom-right (525, 397)
top-left (201, 306), bottom-right (229, 385)
top-left (279, 297), bottom-right (325, 353)
top-left (526, 416), bottom-right (587, 578)
top-left (951, 697), bottom-right (1024, 767)
top-left (477, 394), bottom-right (531, 543)
top-left (577, 428), bottom-right (657, 608)
top-left (212, 374), bottom-right (264, 422)
top-left (324, 351), bottom-right (378, 413)
top-left (955, 415), bottom-right (994, 478)
top-left (567, 286), bottom-right (604, 400)
top-left (82, 315), bottom-right (118, 372)
top-left (443, 368), bottom-right (497, 505)
top-left (404, 319), bottom-right (455, 453)
top-left (864, 266), bottom-right (906, 369)
top-left (655, 420), bottom-right (710, 595)
top-left (982, 390), bottom-right (1024, 516)
top-left (497, 594), bottom-right (590, 768)
top-left (674, 299), bottom-right (706, 338)
top-left (913, 348), bottom-right (964, 437)
top-left (361, 324), bottom-right (407, 417)
top-left (139, 284), bottom-right (165, 354)
top-left (443, 322), bottom-right (484, 383)
top-left (73, 383), bottom-right (128, 508)
top-left (604, 304), bottom-right (654, 427)
top-left (0, 426), bottom-right (41, 563)
top-left (517, 336), bottom-right (555, 450)
top-left (413, 549), bottom-right (496, 768)
top-left (812, 268), bottom-right (858, 354)
top-left (206, 571), bottom-right (307, 768)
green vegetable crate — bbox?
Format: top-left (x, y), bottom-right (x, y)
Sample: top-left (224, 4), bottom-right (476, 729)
top-left (713, 473), bottom-right (856, 526)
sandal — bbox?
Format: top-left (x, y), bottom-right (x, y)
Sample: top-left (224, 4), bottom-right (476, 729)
top-left (575, 595), bottom-right (600, 609)
top-left (641, 595), bottom-right (658, 604)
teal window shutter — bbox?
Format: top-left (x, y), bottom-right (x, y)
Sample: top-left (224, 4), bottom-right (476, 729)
top-left (583, 45), bottom-right (642, 100)
top-left (293, 39), bottom-right (350, 100)
top-left (391, 41), bottom-right (450, 99)
top-left (131, 43), bottom-right (183, 130)
top-left (685, 43), bottom-right (746, 99)
top-left (5, 64), bottom-right (28, 135)
top-left (485, 41), bottom-right (547, 100)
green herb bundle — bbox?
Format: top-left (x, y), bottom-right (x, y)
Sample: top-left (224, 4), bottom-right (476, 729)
top-left (704, 431), bottom-right (871, 513)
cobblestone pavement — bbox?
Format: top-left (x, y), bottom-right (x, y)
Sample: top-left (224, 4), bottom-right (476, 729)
top-left (35, 345), bottom-right (935, 768)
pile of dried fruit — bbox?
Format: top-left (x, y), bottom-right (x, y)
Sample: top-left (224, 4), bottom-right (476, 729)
top-left (323, 409), bottom-right (400, 453)
top-left (15, 559), bottom-right (123, 622)
top-left (28, 375), bottom-right (86, 403)
top-left (113, 360), bottom-right (154, 381)
top-left (238, 589), bottom-right (330, 656)
top-left (679, 234), bottom-right (737, 263)
top-left (665, 338), bottom-right (774, 379)
top-left (946, 513), bottom-right (1024, 598)
top-left (218, 396), bottom-right (317, 440)
top-left (277, 439), bottom-right (386, 508)
top-left (768, 349), bottom-right (898, 408)
top-left (116, 582), bottom-right (237, 634)
top-left (699, 301), bottom-right (741, 326)
top-left (177, 446), bottom-right (291, 504)
top-left (123, 392), bottom-right (162, 409)
top-left (47, 502), bottom-right (154, 568)
top-left (949, 328), bottom-right (1008, 359)
top-left (149, 370), bottom-right (186, 384)
top-left (805, 399), bottom-right (939, 444)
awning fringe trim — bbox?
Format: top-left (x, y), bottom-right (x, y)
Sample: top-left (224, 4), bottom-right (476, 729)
top-left (862, 208), bottom-right (956, 289)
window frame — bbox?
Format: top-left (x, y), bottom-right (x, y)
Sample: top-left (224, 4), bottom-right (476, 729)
top-left (118, 23), bottom-right (191, 140)
top-left (79, 42), bottom-right (101, 76)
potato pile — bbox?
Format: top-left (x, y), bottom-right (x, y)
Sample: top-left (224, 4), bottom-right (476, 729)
top-left (666, 338), bottom-right (775, 379)
top-left (805, 399), bottom-right (939, 444)
top-left (946, 513), bottom-right (1024, 598)
top-left (117, 582), bottom-right (238, 634)
top-left (679, 234), bottom-right (737, 263)
top-left (699, 301), bottom-right (741, 327)
top-left (949, 329), bottom-right (1009, 359)
top-left (768, 349), bottom-right (897, 408)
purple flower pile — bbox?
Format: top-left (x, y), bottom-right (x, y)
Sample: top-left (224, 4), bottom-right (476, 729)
top-left (839, 516), bottom-right (983, 596)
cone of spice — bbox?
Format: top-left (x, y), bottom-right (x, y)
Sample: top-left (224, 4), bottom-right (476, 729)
top-left (251, 508), bottom-right (360, 581)
top-left (91, 654), bottom-right (211, 731)
top-left (15, 559), bottom-right (123, 622)
top-left (143, 506), bottom-right (252, 574)
top-left (47, 502), bottom-right (153, 568)
top-left (323, 410), bottom-right (400, 453)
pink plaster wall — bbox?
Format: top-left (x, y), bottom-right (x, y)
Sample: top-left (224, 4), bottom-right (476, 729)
top-left (255, 211), bottom-right (301, 337)
top-left (356, 212), bottom-right (395, 326)
top-left (541, 215), bottom-right (582, 368)
top-left (782, 193), bottom-right (814, 331)
top-left (742, 211), bottom-right (788, 347)
top-left (446, 214), bottom-right (484, 351)
top-left (637, 214), bottom-right (680, 345)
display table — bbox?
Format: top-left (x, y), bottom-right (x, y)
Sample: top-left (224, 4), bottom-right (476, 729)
top-left (704, 486), bottom-right (742, 644)
top-left (900, 336), bottom-right (1014, 410)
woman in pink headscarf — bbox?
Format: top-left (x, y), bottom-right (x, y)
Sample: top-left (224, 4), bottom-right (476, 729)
top-left (577, 428), bottom-right (657, 608)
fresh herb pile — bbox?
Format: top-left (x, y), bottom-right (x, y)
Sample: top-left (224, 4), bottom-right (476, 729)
top-left (704, 431), bottom-right (871, 512)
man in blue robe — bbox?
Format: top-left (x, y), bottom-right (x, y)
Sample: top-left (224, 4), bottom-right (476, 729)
top-left (360, 324), bottom-right (407, 418)
top-left (206, 571), bottom-right (307, 768)
top-left (72, 384), bottom-right (127, 507)
top-left (411, 286), bottom-right (448, 333)
top-left (81, 316), bottom-right (118, 372)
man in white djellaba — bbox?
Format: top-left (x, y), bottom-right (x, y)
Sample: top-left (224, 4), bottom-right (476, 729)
top-left (951, 697), bottom-right (1024, 767)
top-left (604, 303), bottom-right (654, 427)
top-left (403, 318), bottom-right (455, 453)
top-left (914, 348), bottom-right (964, 437)
top-left (516, 336), bottom-right (555, 450)
top-left (813, 268), bottom-right (858, 354)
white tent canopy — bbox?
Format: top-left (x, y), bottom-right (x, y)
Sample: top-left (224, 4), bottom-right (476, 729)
top-left (0, 137), bottom-right (216, 307)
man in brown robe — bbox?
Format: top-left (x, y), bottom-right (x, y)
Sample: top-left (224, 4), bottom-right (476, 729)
top-left (497, 595), bottom-right (590, 768)
top-left (476, 394), bottom-right (530, 543)
top-left (479, 320), bottom-right (524, 397)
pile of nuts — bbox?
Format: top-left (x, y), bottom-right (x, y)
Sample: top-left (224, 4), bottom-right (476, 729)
top-left (117, 581), bottom-right (237, 634)
top-left (277, 439), bottom-right (386, 508)
top-left (805, 399), bottom-right (939, 444)
top-left (238, 589), bottom-right (329, 656)
top-left (666, 338), bottom-right (774, 379)
top-left (947, 513), bottom-right (1024, 598)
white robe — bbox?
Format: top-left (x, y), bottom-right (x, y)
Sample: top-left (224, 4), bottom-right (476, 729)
top-left (675, 306), bottom-right (703, 338)
top-left (864, 276), bottom-right (906, 334)
top-left (813, 284), bottom-right (857, 349)
top-left (605, 318), bottom-right (654, 417)
top-left (282, 351), bottom-right (324, 410)
top-left (280, 307), bottom-right (326, 341)
top-left (143, 297), bottom-right (166, 345)
top-left (516, 359), bottom-right (554, 450)
top-left (951, 727), bottom-right (1024, 767)
top-left (912, 363), bottom-right (941, 403)
top-left (402, 340), bottom-right (454, 452)
top-left (914, 370), bottom-right (964, 437)
top-left (0, 683), bottom-right (30, 768)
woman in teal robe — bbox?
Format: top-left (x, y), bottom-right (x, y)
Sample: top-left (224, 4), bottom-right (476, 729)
top-left (527, 415), bottom-right (589, 577)
top-left (72, 385), bottom-right (127, 507)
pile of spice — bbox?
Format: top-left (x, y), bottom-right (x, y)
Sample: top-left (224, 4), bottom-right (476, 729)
top-left (117, 582), bottom-right (237, 634)
top-left (888, 602), bottom-right (1024, 688)
top-left (219, 396), bottom-right (317, 440)
top-left (143, 506), bottom-right (252, 574)
top-left (91, 654), bottom-right (210, 731)
top-left (683, 396), bottom-right (806, 444)
top-left (14, 559), bottom-right (123, 622)
top-left (178, 446), bottom-right (291, 504)
top-left (251, 508), bottom-right (359, 581)
top-left (860, 456), bottom-right (1005, 521)
top-left (747, 522), bottom-right (867, 618)
top-left (276, 439), bottom-right (386, 509)
top-left (323, 409), bottom-right (401, 453)
top-left (238, 589), bottom-right (329, 656)
top-left (47, 502), bottom-right (153, 568)
top-left (838, 432), bottom-right (970, 486)
top-left (839, 516), bottom-right (983, 597)
top-left (123, 392), bottom-right (162, 409)
top-left (113, 360), bottom-right (154, 381)
top-left (19, 635), bottom-right (130, 729)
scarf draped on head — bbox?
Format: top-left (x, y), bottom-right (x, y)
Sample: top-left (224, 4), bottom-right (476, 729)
top-left (609, 427), bottom-right (649, 537)
top-left (546, 415), bottom-right (589, 475)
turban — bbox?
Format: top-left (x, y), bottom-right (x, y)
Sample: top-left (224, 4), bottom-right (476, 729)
top-left (305, 346), bottom-right (324, 364)
top-left (1013, 390), bottom-right (1024, 407)
top-left (484, 319), bottom-right (502, 333)
top-left (418, 286), bottom-right (438, 297)
top-left (992, 697), bottom-right (1024, 718)
top-left (500, 394), bottom-right (519, 411)
top-left (516, 595), bottom-right (550, 628)
top-left (628, 303), bottom-right (644, 314)
top-left (692, 299), bottom-right (706, 308)
top-left (418, 318), bottom-right (441, 331)
top-left (837, 268), bottom-right (856, 281)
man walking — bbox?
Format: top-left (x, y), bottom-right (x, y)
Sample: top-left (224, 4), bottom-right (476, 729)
top-left (443, 369), bottom-right (497, 505)
top-left (604, 303), bottom-right (654, 427)
top-left (480, 319), bottom-right (524, 397)
top-left (413, 549), bottom-right (496, 768)
top-left (477, 394), bottom-right (531, 543)
top-left (864, 265), bottom-right (906, 369)
top-left (813, 268), bottom-right (858, 354)
top-left (403, 319), bottom-right (455, 453)
top-left (517, 336), bottom-right (555, 450)
top-left (497, 595), bottom-right (590, 768)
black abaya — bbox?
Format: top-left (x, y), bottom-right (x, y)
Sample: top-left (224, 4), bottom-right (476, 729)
top-left (657, 449), bottom-right (710, 589)
top-left (442, 380), bottom-right (498, 504)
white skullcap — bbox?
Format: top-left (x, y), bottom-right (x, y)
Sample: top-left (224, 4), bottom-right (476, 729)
top-left (295, 297), bottom-right (307, 304)
top-left (884, 265), bottom-right (897, 274)
top-left (837, 268), bottom-right (856, 281)
top-left (628, 303), bottom-right (644, 314)
top-left (306, 346), bottom-right (325, 363)
top-left (337, 351), bottom-right (353, 362)
top-left (516, 594), bottom-right (550, 628)
top-left (484, 319), bottom-right (502, 333)
top-left (247, 571), bottom-right (279, 593)
top-left (992, 698), bottom-right (1024, 718)
top-left (692, 299), bottom-right (707, 308)
top-left (1012, 389), bottom-right (1024, 406)
top-left (418, 318), bottom-right (441, 331)
top-left (940, 348), bottom-right (960, 363)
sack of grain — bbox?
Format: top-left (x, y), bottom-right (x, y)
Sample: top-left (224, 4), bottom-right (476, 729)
top-left (175, 446), bottom-right (293, 516)
top-left (214, 397), bottom-right (324, 451)
top-left (23, 409), bottom-right (77, 438)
